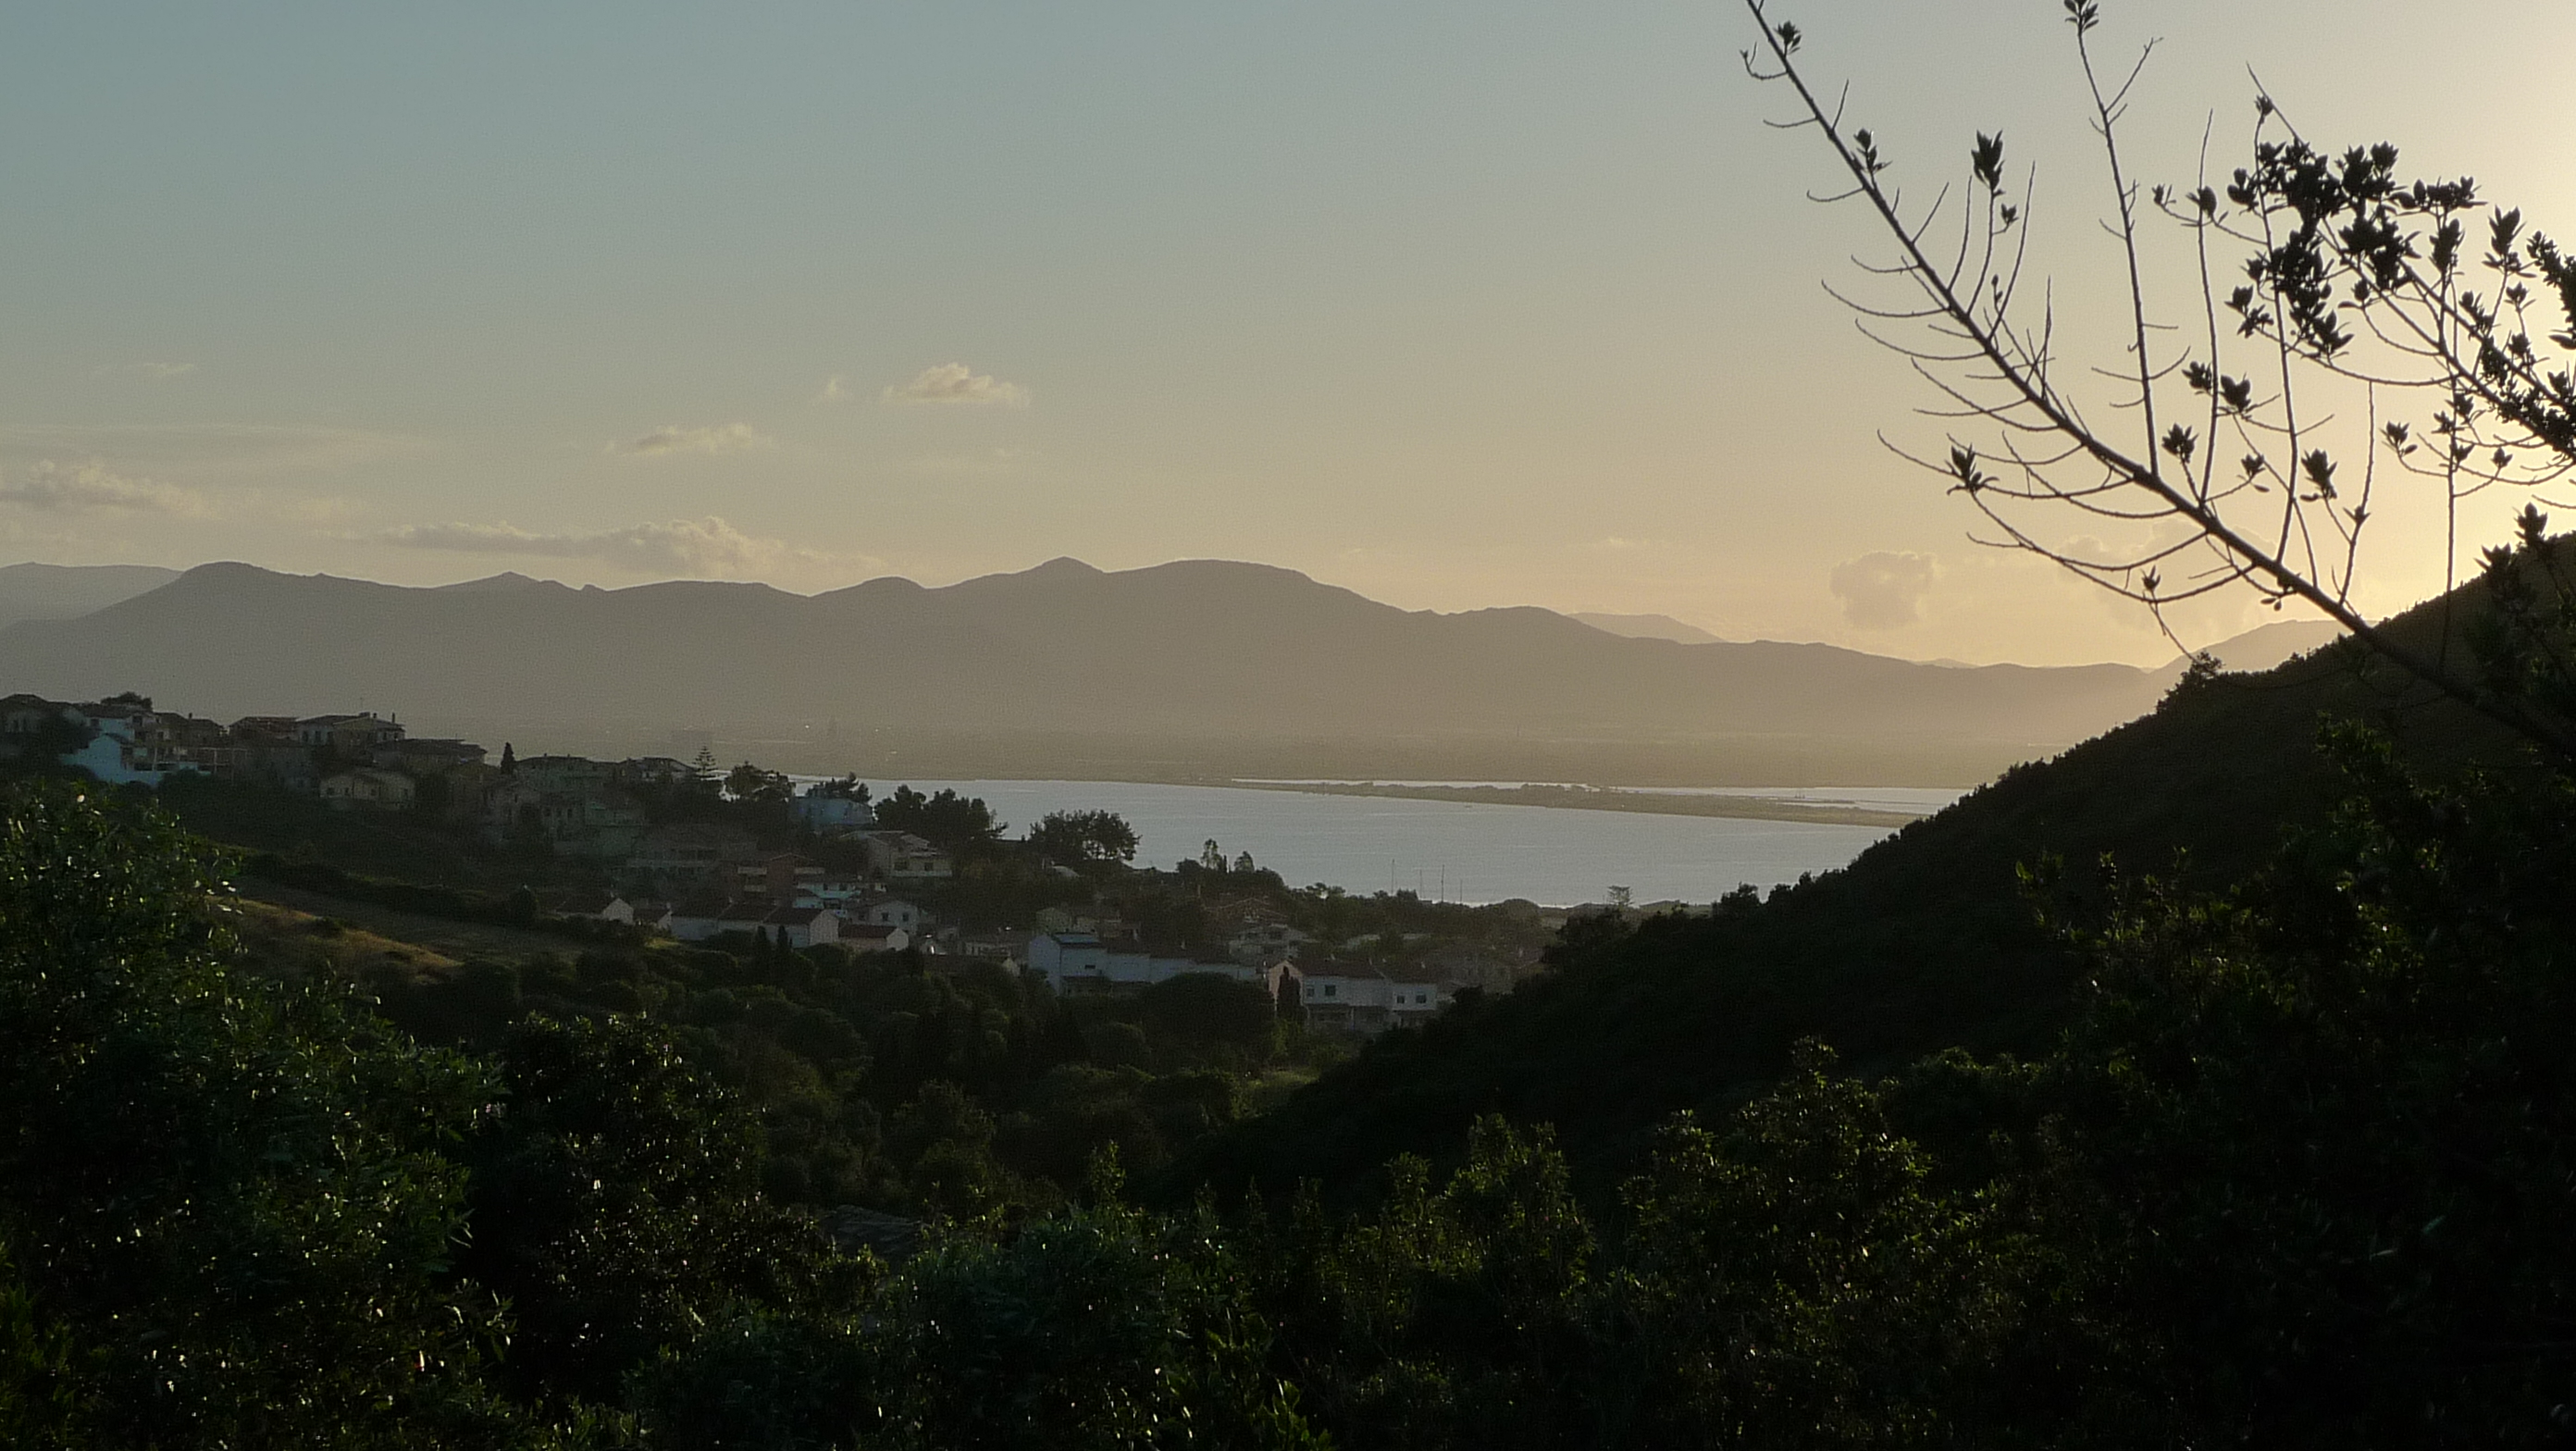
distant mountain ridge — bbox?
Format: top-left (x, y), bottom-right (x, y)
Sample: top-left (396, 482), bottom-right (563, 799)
top-left (1569, 612), bottom-right (1728, 645)
top-left (0, 558), bottom-right (2174, 753)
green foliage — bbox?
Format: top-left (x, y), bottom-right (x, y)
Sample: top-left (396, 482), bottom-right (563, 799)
top-left (873, 785), bottom-right (1003, 851)
top-left (0, 778), bottom-right (515, 1445)
top-left (1027, 809), bottom-right (1140, 865)
top-left (463, 1014), bottom-right (853, 1405)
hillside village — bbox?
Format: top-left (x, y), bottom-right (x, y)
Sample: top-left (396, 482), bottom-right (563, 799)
top-left (0, 688), bottom-right (1545, 1034)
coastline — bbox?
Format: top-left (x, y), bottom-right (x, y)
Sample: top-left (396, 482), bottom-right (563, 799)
top-left (1214, 779), bottom-right (1931, 828)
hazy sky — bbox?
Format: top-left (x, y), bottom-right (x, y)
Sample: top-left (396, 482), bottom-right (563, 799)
top-left (6, 1), bottom-right (2570, 665)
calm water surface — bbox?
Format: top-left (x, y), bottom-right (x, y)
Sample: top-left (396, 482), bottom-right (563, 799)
top-left (855, 779), bottom-right (1961, 908)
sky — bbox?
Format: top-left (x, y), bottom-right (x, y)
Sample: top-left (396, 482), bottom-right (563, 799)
top-left (5, 0), bottom-right (2571, 666)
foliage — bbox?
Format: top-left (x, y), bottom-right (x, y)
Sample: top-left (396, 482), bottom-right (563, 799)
top-left (873, 786), bottom-right (1002, 851)
top-left (1027, 809), bottom-right (1141, 865)
top-left (0, 778), bottom-right (518, 1446)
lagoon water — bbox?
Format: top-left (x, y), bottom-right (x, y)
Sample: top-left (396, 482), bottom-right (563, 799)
top-left (861, 779), bottom-right (1956, 908)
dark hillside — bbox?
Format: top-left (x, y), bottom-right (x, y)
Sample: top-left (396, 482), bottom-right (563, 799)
top-left (1180, 589), bottom-right (2533, 1199)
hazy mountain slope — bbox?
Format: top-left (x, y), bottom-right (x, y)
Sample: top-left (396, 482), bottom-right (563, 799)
top-left (0, 559), bottom-right (2171, 752)
top-left (1175, 583), bottom-right (2526, 1200)
top-left (2175, 618), bottom-right (2345, 674)
top-left (1569, 612), bottom-right (1726, 644)
top-left (0, 563), bottom-right (180, 631)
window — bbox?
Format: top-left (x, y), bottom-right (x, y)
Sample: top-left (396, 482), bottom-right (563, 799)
top-left (1323, 984), bottom-right (1337, 998)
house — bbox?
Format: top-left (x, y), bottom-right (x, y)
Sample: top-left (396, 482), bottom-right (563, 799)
top-left (628, 823), bottom-right (761, 894)
top-left (1227, 921), bottom-right (1313, 963)
top-left (838, 924), bottom-right (913, 954)
top-left (376, 738), bottom-right (486, 775)
top-left (665, 893), bottom-right (734, 943)
top-left (762, 906), bottom-right (842, 950)
top-left (713, 900), bottom-right (777, 940)
top-left (790, 791), bottom-right (873, 835)
top-left (952, 934), bottom-right (1024, 967)
top-left (556, 892), bottom-right (633, 925)
top-left (319, 769), bottom-right (417, 811)
top-left (613, 756), bottom-right (698, 787)
top-left (242, 739), bottom-right (322, 795)
top-left (0, 693), bottom-right (65, 737)
top-left (483, 778), bottom-right (574, 838)
top-left (146, 714), bottom-right (246, 775)
top-left (516, 754), bottom-right (613, 798)
top-left (1024, 932), bottom-right (1281, 998)
top-left (854, 898), bottom-right (923, 932)
top-left (298, 713), bottom-right (403, 758)
top-left (627, 900), bottom-right (675, 934)
top-left (736, 852), bottom-right (825, 902)
top-left (858, 830), bottom-right (954, 882)
top-left (1292, 960), bottom-right (1455, 1035)
top-left (61, 699), bottom-right (201, 787)
top-left (564, 789), bottom-right (650, 859)
top-left (788, 871), bottom-right (873, 908)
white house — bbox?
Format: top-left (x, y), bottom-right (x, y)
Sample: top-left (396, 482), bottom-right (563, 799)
top-left (860, 831), bottom-right (955, 882)
top-left (666, 896), bottom-right (732, 942)
top-left (1024, 932), bottom-right (1282, 998)
top-left (762, 906), bottom-right (842, 950)
top-left (855, 898), bottom-right (923, 932)
top-left (839, 923), bottom-right (913, 954)
top-left (320, 769), bottom-right (417, 811)
top-left (62, 701), bottom-right (203, 788)
top-left (557, 893), bottom-right (633, 925)
top-left (1294, 963), bottom-right (1453, 1035)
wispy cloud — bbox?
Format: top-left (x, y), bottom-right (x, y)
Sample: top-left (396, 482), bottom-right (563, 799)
top-left (0, 423), bottom-right (424, 480)
top-left (1830, 551), bottom-right (1938, 629)
top-left (818, 374), bottom-right (855, 403)
top-left (90, 361), bottom-right (196, 381)
top-left (608, 423), bottom-right (773, 457)
top-left (377, 516), bottom-right (812, 577)
top-left (0, 460), bottom-right (206, 515)
top-left (884, 363), bottom-right (1029, 408)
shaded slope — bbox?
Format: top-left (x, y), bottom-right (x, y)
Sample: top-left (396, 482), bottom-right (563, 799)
top-left (1177, 590), bottom-right (2528, 1199)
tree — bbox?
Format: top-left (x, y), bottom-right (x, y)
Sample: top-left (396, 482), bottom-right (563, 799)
top-left (724, 762), bottom-right (793, 806)
top-left (461, 1014), bottom-right (846, 1405)
top-left (500, 741), bottom-right (517, 774)
top-left (1741, 0), bottom-right (2576, 758)
top-left (874, 786), bottom-right (1002, 851)
top-left (0, 780), bottom-right (517, 1444)
top-left (811, 773), bottom-right (873, 803)
top-left (1027, 810), bottom-right (1140, 866)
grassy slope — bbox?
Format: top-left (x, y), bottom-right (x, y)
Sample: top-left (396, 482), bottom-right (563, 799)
top-left (1177, 593), bottom-right (2535, 1201)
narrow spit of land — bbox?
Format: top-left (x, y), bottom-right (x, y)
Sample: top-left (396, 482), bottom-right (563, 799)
top-left (1220, 779), bottom-right (1930, 828)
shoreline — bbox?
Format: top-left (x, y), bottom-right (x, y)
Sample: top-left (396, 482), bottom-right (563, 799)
top-left (1213, 779), bottom-right (1931, 828)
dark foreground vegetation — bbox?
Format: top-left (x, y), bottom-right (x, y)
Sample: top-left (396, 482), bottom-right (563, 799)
top-left (9, 539), bottom-right (2576, 1445)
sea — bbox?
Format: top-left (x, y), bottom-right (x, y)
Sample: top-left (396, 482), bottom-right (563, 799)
top-left (837, 779), bottom-right (1966, 909)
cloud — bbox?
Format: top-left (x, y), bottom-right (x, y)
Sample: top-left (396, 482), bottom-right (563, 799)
top-left (1830, 551), bottom-right (1938, 629)
top-left (609, 423), bottom-right (772, 457)
top-left (91, 361), bottom-right (195, 381)
top-left (883, 363), bottom-right (1029, 408)
top-left (0, 423), bottom-right (423, 480)
top-left (0, 460), bottom-right (206, 515)
top-left (818, 375), bottom-right (855, 403)
top-left (377, 516), bottom-right (810, 577)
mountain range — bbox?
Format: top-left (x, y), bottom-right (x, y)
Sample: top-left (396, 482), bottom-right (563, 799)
top-left (0, 559), bottom-right (2336, 782)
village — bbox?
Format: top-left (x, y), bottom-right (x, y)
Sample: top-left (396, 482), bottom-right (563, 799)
top-left (0, 689), bottom-right (1545, 1035)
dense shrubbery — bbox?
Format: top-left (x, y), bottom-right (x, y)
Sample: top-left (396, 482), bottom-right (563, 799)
top-left (6, 702), bottom-right (2575, 1444)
